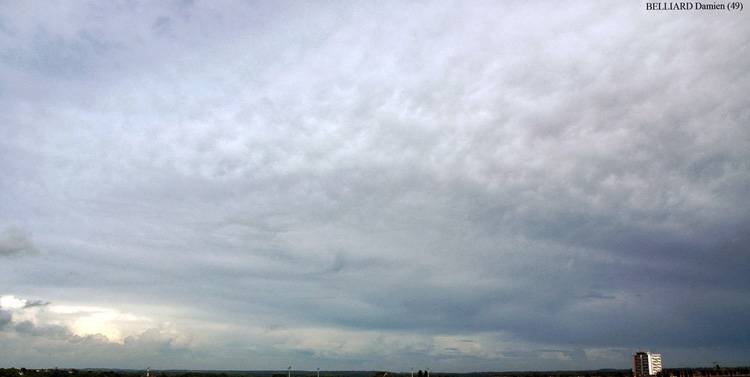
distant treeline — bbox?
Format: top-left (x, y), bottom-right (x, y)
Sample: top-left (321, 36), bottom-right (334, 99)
top-left (2, 367), bottom-right (750, 377)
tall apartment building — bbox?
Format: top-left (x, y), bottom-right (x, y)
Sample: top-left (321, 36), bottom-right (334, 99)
top-left (633, 351), bottom-right (662, 377)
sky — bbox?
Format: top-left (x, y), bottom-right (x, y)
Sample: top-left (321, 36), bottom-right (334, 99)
top-left (1, 0), bottom-right (749, 373)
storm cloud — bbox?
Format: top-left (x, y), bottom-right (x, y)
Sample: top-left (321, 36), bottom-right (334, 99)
top-left (1, 0), bottom-right (748, 372)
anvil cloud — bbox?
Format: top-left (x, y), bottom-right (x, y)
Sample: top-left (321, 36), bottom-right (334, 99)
top-left (1, 1), bottom-right (748, 372)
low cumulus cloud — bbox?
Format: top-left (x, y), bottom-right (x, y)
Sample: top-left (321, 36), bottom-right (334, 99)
top-left (0, 295), bottom-right (204, 367)
top-left (1, 295), bottom-right (148, 342)
top-left (0, 296), bottom-right (100, 339)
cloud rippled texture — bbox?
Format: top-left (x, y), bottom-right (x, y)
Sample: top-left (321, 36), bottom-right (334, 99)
top-left (0, 0), bottom-right (749, 371)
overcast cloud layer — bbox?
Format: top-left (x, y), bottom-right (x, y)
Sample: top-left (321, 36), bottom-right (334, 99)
top-left (1, 1), bottom-right (749, 372)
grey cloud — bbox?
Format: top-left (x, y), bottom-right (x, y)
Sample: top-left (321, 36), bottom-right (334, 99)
top-left (580, 292), bottom-right (616, 301)
top-left (0, 309), bottom-right (11, 329)
top-left (503, 350), bottom-right (541, 358)
top-left (540, 349), bottom-right (588, 363)
top-left (0, 227), bottom-right (39, 257)
top-left (1, 0), bottom-right (749, 371)
top-left (14, 320), bottom-right (70, 339)
top-left (23, 300), bottom-right (51, 308)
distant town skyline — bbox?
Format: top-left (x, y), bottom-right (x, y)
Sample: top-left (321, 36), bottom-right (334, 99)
top-left (1, 1), bottom-right (749, 372)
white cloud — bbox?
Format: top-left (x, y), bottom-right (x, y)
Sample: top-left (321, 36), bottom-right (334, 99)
top-left (1, 295), bottom-right (154, 343)
top-left (0, 295), bottom-right (27, 309)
